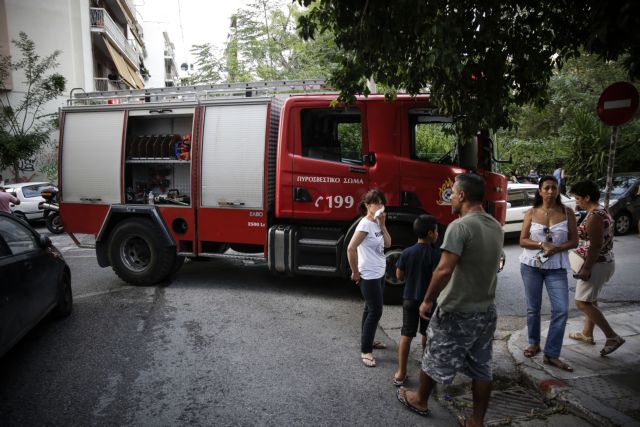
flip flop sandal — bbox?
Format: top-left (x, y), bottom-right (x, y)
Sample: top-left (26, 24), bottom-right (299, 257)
top-left (543, 355), bottom-right (574, 372)
top-left (523, 346), bottom-right (541, 358)
top-left (361, 354), bottom-right (376, 367)
top-left (568, 332), bottom-right (595, 345)
top-left (373, 340), bottom-right (387, 349)
top-left (396, 387), bottom-right (430, 417)
top-left (392, 375), bottom-right (408, 386)
top-left (600, 336), bottom-right (625, 356)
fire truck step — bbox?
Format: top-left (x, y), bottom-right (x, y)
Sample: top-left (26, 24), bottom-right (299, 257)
top-left (297, 238), bottom-right (339, 246)
top-left (297, 265), bottom-right (338, 273)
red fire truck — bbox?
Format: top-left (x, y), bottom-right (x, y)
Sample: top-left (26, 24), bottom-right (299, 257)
top-left (59, 80), bottom-right (507, 300)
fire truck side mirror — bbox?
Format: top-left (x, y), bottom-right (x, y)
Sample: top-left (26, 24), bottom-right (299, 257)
top-left (363, 152), bottom-right (376, 166)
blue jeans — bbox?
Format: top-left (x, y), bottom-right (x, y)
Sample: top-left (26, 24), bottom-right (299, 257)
top-left (360, 277), bottom-right (384, 353)
top-left (520, 264), bottom-right (569, 358)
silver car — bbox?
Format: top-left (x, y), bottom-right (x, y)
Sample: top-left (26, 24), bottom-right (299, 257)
top-left (5, 182), bottom-right (56, 223)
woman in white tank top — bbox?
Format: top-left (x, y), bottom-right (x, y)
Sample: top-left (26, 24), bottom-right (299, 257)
top-left (519, 176), bottom-right (578, 371)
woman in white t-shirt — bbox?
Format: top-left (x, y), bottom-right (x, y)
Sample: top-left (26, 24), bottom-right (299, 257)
top-left (347, 189), bottom-right (391, 367)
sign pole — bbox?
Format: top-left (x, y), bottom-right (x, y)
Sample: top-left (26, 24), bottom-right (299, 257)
top-left (603, 126), bottom-right (618, 209)
top-left (596, 82), bottom-right (639, 209)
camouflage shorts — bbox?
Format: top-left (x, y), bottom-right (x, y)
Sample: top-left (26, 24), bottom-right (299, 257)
top-left (421, 305), bottom-right (497, 384)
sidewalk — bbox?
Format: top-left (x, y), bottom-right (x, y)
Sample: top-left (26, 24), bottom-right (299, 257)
top-left (508, 310), bottom-right (640, 427)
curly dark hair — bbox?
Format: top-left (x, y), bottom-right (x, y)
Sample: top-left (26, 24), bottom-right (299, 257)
top-left (570, 180), bottom-right (600, 202)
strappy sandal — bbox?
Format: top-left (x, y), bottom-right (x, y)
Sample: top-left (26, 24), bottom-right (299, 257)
top-left (392, 374), bottom-right (408, 386)
top-left (361, 353), bottom-right (376, 367)
top-left (568, 331), bottom-right (595, 345)
top-left (600, 335), bottom-right (625, 356)
top-left (543, 355), bottom-right (574, 372)
top-left (523, 345), bottom-right (541, 358)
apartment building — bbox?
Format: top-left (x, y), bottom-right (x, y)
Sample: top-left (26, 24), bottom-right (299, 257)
top-left (0, 0), bottom-right (147, 182)
top-left (142, 24), bottom-right (180, 88)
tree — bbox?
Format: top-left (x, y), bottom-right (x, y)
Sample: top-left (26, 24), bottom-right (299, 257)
top-left (182, 43), bottom-right (224, 85)
top-left (297, 1), bottom-right (640, 138)
top-left (496, 53), bottom-right (640, 182)
top-left (0, 32), bottom-right (66, 181)
top-left (187, 0), bottom-right (336, 84)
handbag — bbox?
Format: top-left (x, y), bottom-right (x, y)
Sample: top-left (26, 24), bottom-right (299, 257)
top-left (568, 250), bottom-right (585, 274)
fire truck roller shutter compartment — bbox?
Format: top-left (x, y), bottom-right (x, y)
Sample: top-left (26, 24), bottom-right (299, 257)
top-left (61, 111), bottom-right (125, 205)
top-left (198, 101), bottom-right (269, 247)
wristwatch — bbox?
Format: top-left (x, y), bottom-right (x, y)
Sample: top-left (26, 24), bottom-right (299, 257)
top-left (538, 241), bottom-right (543, 248)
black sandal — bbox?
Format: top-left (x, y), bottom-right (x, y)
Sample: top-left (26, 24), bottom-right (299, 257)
top-left (600, 335), bottom-right (625, 356)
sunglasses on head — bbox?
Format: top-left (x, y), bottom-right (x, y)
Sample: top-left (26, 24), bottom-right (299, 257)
top-left (543, 227), bottom-right (553, 242)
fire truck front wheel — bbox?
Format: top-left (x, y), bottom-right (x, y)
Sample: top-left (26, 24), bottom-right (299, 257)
top-left (108, 219), bottom-right (176, 285)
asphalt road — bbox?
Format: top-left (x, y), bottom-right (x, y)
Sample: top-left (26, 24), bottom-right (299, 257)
top-left (1, 228), bottom-right (639, 426)
top-left (1, 229), bottom-right (456, 426)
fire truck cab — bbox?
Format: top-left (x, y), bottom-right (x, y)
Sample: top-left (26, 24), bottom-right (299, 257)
top-left (59, 80), bottom-right (506, 301)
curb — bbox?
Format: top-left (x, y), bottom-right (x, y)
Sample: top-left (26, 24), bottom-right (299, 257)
top-left (507, 329), bottom-right (640, 427)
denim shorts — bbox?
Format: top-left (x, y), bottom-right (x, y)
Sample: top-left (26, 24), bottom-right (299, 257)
top-left (401, 299), bottom-right (433, 337)
top-left (422, 305), bottom-right (497, 384)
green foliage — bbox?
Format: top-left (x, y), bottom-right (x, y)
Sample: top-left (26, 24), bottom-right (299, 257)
top-left (188, 0), bottom-right (336, 84)
top-left (0, 32), bottom-right (66, 180)
top-left (297, 1), bottom-right (640, 138)
top-left (36, 140), bottom-right (59, 183)
top-left (337, 122), bottom-right (361, 160)
top-left (182, 43), bottom-right (224, 85)
top-left (414, 124), bottom-right (456, 162)
top-left (496, 53), bottom-right (640, 183)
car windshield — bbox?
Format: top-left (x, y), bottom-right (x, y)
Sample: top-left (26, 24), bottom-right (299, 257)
top-left (597, 176), bottom-right (639, 197)
top-left (22, 183), bottom-right (53, 198)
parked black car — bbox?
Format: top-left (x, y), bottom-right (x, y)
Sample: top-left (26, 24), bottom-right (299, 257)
top-left (599, 173), bottom-right (640, 235)
top-left (0, 212), bottom-right (72, 358)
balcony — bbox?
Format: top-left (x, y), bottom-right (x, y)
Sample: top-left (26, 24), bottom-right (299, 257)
top-left (94, 77), bottom-right (123, 92)
top-left (90, 8), bottom-right (139, 68)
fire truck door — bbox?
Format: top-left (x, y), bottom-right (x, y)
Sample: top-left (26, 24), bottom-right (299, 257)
top-left (292, 107), bottom-right (369, 221)
top-left (198, 102), bottom-right (269, 247)
top-left (60, 111), bottom-right (125, 206)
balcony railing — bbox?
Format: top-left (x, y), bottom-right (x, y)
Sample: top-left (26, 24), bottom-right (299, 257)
top-left (94, 77), bottom-right (123, 92)
top-left (90, 8), bottom-right (139, 68)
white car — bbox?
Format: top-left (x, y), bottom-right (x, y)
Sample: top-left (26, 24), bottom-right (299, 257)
top-left (5, 182), bottom-right (56, 223)
top-left (504, 183), bottom-right (578, 235)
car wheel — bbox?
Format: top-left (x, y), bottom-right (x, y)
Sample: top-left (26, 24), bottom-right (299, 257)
top-left (383, 247), bottom-right (404, 305)
top-left (46, 213), bottom-right (65, 234)
top-left (108, 218), bottom-right (176, 285)
top-left (53, 269), bottom-right (73, 318)
top-left (614, 212), bottom-right (631, 235)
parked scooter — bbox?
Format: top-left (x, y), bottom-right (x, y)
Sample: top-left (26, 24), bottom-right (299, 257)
top-left (39, 186), bottom-right (64, 234)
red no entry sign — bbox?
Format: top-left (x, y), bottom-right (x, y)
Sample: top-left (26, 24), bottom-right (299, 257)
top-left (597, 82), bottom-right (639, 126)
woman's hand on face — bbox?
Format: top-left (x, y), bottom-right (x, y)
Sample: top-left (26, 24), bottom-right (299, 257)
top-left (377, 212), bottom-right (386, 228)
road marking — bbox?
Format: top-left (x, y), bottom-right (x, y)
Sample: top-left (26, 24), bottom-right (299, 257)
top-left (75, 286), bottom-right (135, 300)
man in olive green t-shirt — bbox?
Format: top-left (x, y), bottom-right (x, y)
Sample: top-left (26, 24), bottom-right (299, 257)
top-left (396, 173), bottom-right (503, 427)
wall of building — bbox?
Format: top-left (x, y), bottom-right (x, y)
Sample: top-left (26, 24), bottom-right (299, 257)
top-left (1, 0), bottom-right (92, 183)
top-left (142, 21), bottom-right (167, 89)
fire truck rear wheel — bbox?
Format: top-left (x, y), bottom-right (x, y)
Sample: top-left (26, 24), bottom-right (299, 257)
top-left (108, 218), bottom-right (176, 285)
